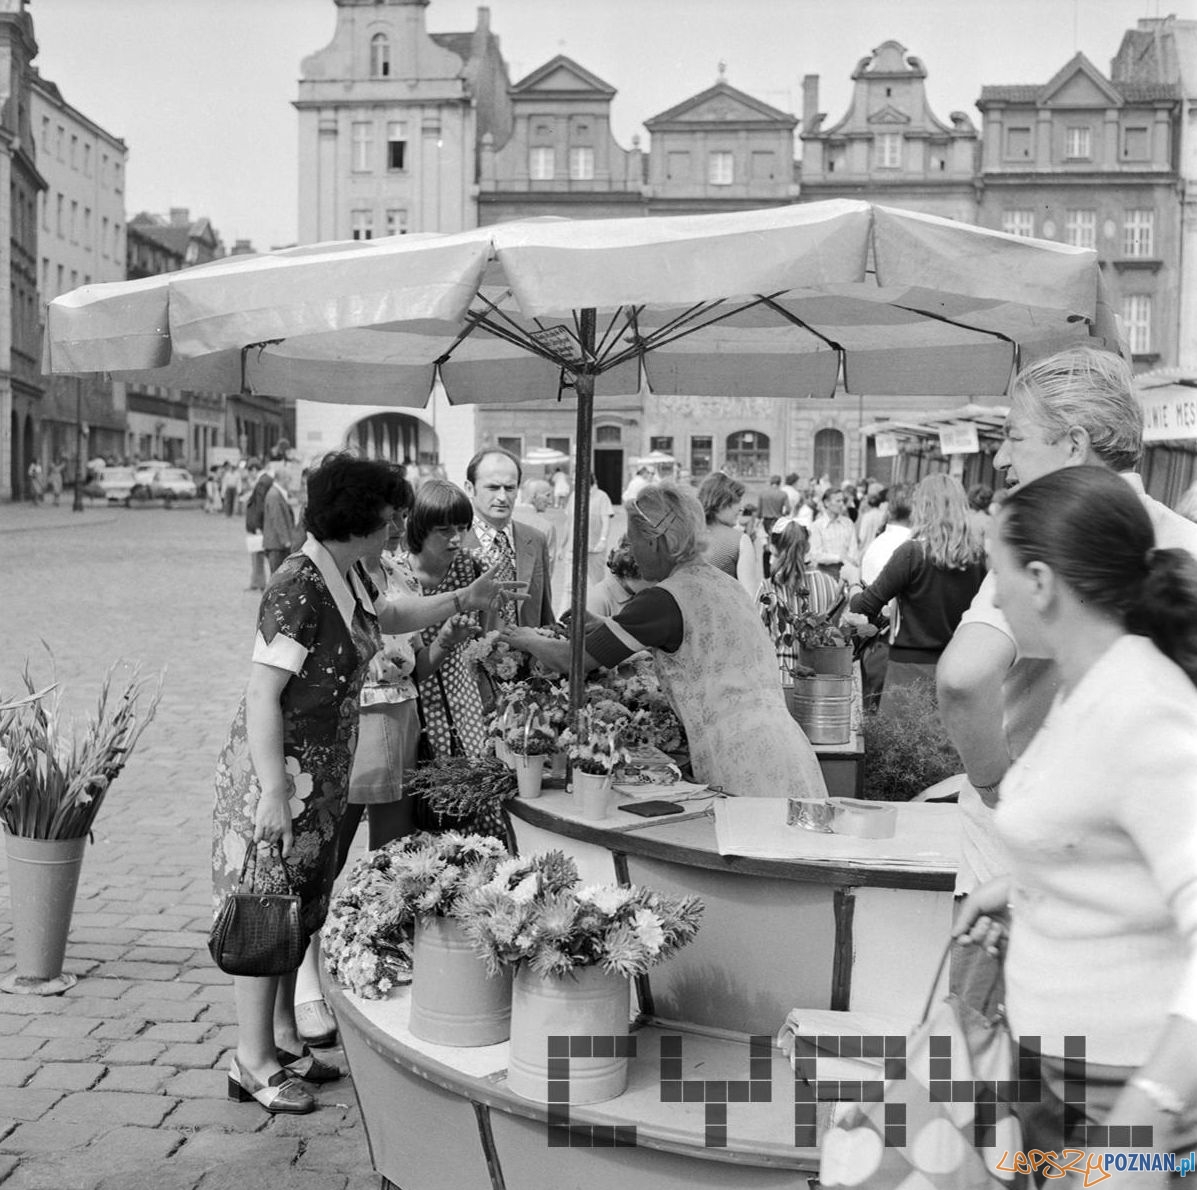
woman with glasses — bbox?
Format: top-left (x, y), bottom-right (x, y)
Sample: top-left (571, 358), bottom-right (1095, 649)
top-left (508, 483), bottom-right (828, 799)
top-left (213, 455), bottom-right (520, 1115)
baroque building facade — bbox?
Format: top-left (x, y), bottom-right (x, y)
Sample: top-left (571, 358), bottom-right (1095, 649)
top-left (293, 4), bottom-right (1191, 498)
top-left (30, 70), bottom-right (128, 473)
top-left (977, 53), bottom-right (1182, 371)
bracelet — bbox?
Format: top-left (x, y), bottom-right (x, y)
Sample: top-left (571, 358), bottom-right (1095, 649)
top-left (452, 592), bottom-right (464, 615)
top-left (1130, 1077), bottom-right (1187, 1117)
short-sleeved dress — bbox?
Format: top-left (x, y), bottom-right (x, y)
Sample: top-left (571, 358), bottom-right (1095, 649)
top-left (406, 550), bottom-right (487, 758)
top-left (212, 548), bottom-right (381, 940)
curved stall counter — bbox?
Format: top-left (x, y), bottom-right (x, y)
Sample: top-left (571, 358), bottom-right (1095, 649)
top-left (330, 979), bottom-right (826, 1190)
top-left (507, 793), bottom-right (959, 1035)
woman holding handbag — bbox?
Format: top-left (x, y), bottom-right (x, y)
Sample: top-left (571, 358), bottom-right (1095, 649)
top-left (213, 456), bottom-right (523, 1115)
top-left (957, 466), bottom-right (1197, 1179)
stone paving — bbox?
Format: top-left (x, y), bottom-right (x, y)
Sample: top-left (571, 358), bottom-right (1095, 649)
top-left (0, 503), bottom-right (381, 1190)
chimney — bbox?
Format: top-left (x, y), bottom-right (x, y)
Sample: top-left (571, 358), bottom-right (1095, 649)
top-left (169, 207), bottom-right (190, 227)
top-left (475, 6), bottom-right (490, 31)
top-left (231, 238), bottom-right (254, 255)
top-left (802, 75), bottom-right (819, 132)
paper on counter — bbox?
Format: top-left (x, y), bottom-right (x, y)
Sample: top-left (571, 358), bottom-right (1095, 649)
top-left (713, 798), bottom-right (958, 869)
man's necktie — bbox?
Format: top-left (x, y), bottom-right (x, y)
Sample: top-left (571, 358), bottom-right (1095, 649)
top-left (491, 530), bottom-right (518, 627)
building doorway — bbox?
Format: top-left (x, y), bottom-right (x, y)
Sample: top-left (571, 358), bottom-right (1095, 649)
top-left (346, 412), bottom-right (438, 466)
top-left (593, 449), bottom-right (623, 503)
top-left (813, 428), bottom-right (846, 486)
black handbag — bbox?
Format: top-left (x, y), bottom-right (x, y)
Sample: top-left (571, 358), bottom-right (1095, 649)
top-left (208, 843), bottom-right (304, 977)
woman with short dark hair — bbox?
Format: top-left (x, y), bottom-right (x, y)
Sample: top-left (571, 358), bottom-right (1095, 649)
top-left (213, 454), bottom-right (521, 1115)
top-left (957, 466), bottom-right (1197, 1168)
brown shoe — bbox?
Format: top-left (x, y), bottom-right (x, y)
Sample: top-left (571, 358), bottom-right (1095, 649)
top-left (294, 998), bottom-right (337, 1048)
top-left (277, 1046), bottom-right (342, 1084)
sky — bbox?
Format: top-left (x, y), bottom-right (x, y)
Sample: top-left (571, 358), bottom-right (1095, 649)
top-left (28, 0), bottom-right (1185, 252)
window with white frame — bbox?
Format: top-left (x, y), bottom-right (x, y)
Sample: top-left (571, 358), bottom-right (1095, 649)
top-left (1122, 126), bottom-right (1149, 160)
top-left (708, 151), bottom-right (734, 185)
top-left (70, 134), bottom-right (78, 169)
top-left (384, 208), bottom-right (407, 237)
top-left (69, 200), bottom-right (77, 243)
top-left (1002, 209), bottom-right (1035, 238)
top-left (529, 147), bottom-right (555, 180)
top-left (40, 116), bottom-right (48, 150)
top-left (351, 209), bottom-right (374, 241)
top-left (545, 436), bottom-right (571, 457)
top-left (1122, 209), bottom-right (1154, 258)
top-left (387, 122), bottom-right (406, 171)
top-left (1064, 209), bottom-right (1096, 250)
top-left (352, 122), bottom-right (373, 172)
top-left (370, 33), bottom-right (390, 78)
top-left (497, 436), bottom-right (523, 458)
top-left (690, 436), bottom-right (713, 479)
top-left (1121, 294), bottom-right (1152, 354)
top-left (83, 143), bottom-right (91, 176)
top-left (113, 160), bottom-right (122, 193)
top-left (101, 215), bottom-right (109, 256)
top-left (569, 147), bottom-right (594, 181)
top-left (874, 133), bottom-right (902, 169)
top-left (1065, 126), bottom-right (1091, 160)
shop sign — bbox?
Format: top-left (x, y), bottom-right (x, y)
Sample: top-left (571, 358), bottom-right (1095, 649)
top-left (874, 432), bottom-right (900, 459)
top-left (937, 423), bottom-right (979, 455)
top-left (1139, 386), bottom-right (1197, 443)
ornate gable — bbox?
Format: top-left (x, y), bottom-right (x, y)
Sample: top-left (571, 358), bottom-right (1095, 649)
top-left (645, 81), bottom-right (796, 129)
top-left (510, 55), bottom-right (616, 98)
top-left (866, 104), bottom-right (911, 125)
top-left (1040, 53), bottom-right (1123, 107)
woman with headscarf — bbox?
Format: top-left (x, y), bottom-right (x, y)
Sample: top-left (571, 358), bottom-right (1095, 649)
top-left (506, 483), bottom-right (827, 799)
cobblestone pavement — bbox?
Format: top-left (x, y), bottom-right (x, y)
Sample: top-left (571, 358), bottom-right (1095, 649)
top-left (0, 503), bottom-right (380, 1190)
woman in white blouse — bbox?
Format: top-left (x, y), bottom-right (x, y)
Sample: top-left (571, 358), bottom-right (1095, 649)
top-left (957, 466), bottom-right (1197, 1178)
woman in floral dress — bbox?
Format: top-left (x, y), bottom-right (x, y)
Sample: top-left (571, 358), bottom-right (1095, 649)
top-left (213, 456), bottom-right (521, 1116)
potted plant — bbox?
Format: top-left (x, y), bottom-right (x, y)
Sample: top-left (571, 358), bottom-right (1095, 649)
top-left (502, 702), bottom-right (559, 801)
top-left (558, 703), bottom-right (631, 820)
top-left (0, 665), bottom-right (160, 995)
top-left (458, 873), bottom-right (703, 1105)
top-left (792, 610), bottom-right (855, 676)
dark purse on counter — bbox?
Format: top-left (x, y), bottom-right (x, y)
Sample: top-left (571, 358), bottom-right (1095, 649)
top-left (208, 843), bottom-right (304, 977)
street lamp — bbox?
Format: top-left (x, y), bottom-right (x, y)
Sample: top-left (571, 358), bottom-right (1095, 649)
top-left (72, 376), bottom-right (84, 512)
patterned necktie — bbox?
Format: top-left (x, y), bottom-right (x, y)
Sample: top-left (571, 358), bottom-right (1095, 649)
top-left (491, 529), bottom-right (518, 627)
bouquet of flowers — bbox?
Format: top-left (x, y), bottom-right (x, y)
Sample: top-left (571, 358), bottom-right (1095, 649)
top-left (487, 675), bottom-right (570, 755)
top-left (387, 831), bottom-right (509, 919)
top-left (403, 755), bottom-right (517, 828)
top-left (558, 703), bottom-right (632, 776)
top-left (460, 631), bottom-right (529, 683)
top-left (588, 659), bottom-right (686, 754)
top-left (460, 875), bottom-right (704, 980)
top-left (322, 844), bottom-right (417, 999)
top-left (323, 832), bottom-right (511, 998)
top-left (0, 663), bottom-right (161, 840)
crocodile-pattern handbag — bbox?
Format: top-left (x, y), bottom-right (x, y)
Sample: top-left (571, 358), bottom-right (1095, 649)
top-left (208, 843), bottom-right (304, 977)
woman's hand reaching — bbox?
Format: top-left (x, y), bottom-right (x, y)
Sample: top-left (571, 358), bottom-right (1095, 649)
top-left (463, 561), bottom-right (528, 615)
top-left (436, 613), bottom-right (477, 651)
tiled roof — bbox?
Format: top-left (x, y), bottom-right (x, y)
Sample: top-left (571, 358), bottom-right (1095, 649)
top-left (980, 81), bottom-right (1179, 103)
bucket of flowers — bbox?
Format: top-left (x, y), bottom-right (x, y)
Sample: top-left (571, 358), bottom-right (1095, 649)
top-left (558, 703), bottom-right (631, 821)
top-left (457, 869), bottom-right (703, 1104)
top-left (0, 664), bottom-right (161, 995)
top-left (503, 702), bottom-right (559, 801)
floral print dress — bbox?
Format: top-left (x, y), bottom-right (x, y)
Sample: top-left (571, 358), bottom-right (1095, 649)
top-left (212, 547), bottom-right (381, 940)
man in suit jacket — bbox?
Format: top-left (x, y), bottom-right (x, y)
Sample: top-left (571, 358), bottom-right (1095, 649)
top-left (262, 469), bottom-right (296, 575)
top-left (463, 448), bottom-right (555, 628)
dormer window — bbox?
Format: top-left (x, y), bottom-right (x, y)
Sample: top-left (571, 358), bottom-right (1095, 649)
top-left (1065, 126), bottom-right (1091, 160)
top-left (874, 133), bottom-right (901, 169)
top-left (370, 33), bottom-right (391, 78)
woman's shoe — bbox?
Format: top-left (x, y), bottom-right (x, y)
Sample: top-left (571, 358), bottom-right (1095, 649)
top-left (294, 998), bottom-right (337, 1048)
top-left (277, 1046), bottom-right (342, 1084)
top-left (227, 1057), bottom-right (315, 1114)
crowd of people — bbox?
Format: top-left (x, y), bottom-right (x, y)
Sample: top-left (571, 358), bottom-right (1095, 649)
top-left (209, 345), bottom-right (1197, 1179)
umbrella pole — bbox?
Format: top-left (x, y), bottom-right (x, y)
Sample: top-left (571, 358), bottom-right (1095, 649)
top-left (567, 312), bottom-right (596, 716)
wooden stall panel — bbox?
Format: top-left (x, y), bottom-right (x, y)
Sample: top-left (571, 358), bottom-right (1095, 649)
top-left (624, 856), bottom-right (836, 1034)
top-left (489, 1110), bottom-right (809, 1190)
top-left (847, 885), bottom-right (952, 1018)
top-left (341, 1025), bottom-right (495, 1190)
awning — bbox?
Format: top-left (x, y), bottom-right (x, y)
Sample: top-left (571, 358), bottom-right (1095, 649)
top-left (860, 403), bottom-right (1009, 455)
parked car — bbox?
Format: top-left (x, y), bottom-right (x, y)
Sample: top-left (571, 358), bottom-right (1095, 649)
top-left (88, 466), bottom-right (137, 505)
top-left (131, 466), bottom-right (198, 503)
